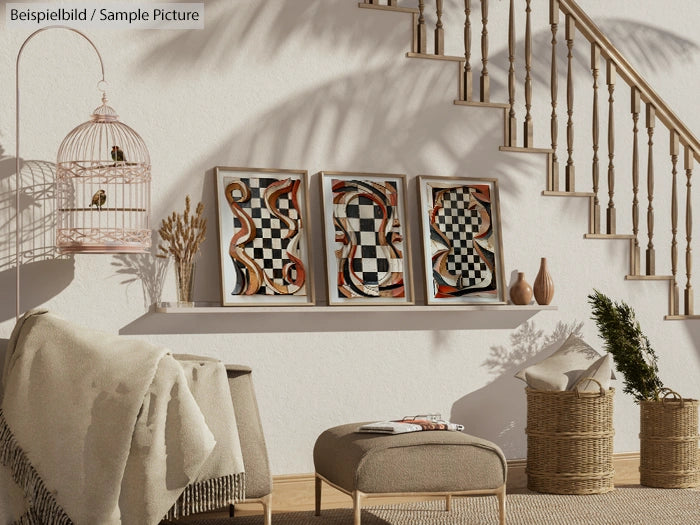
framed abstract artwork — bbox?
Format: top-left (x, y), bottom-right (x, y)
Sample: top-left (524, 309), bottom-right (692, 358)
top-left (215, 166), bottom-right (314, 306)
top-left (320, 171), bottom-right (413, 306)
top-left (417, 175), bottom-right (506, 305)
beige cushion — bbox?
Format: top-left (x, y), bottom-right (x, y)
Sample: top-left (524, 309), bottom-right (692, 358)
top-left (574, 353), bottom-right (613, 392)
top-left (313, 423), bottom-right (506, 494)
top-left (515, 334), bottom-right (612, 391)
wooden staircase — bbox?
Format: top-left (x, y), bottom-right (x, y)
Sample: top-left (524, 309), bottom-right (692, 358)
top-left (358, 0), bottom-right (700, 320)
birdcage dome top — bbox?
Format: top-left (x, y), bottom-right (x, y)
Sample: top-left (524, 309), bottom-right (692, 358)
top-left (90, 98), bottom-right (119, 123)
top-left (57, 94), bottom-right (150, 167)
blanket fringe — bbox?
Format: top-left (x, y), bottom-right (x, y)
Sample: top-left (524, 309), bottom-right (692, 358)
top-left (0, 409), bottom-right (74, 525)
top-left (162, 472), bottom-right (246, 520)
top-left (2, 408), bottom-right (245, 524)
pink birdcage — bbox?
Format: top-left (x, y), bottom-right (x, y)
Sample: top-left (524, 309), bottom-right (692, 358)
top-left (56, 94), bottom-right (151, 253)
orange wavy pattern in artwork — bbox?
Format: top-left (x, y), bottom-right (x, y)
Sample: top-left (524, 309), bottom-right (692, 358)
top-left (225, 177), bottom-right (306, 296)
top-left (428, 184), bottom-right (497, 299)
top-left (331, 179), bottom-right (405, 299)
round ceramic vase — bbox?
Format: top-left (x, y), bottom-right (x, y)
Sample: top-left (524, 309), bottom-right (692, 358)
top-left (510, 272), bottom-right (533, 305)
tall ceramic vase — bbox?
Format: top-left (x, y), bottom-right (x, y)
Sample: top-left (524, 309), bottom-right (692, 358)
top-left (534, 257), bottom-right (554, 305)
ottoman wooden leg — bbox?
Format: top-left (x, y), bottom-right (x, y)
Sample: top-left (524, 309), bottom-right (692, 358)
top-left (353, 490), bottom-right (363, 525)
top-left (497, 484), bottom-right (506, 525)
top-left (315, 474), bottom-right (322, 516)
top-left (260, 494), bottom-right (272, 525)
top-left (445, 494), bottom-right (452, 511)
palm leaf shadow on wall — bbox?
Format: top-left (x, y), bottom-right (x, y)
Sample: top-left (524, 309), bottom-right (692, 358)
top-left (119, 5), bottom-right (698, 322)
top-left (137, 0), bottom-right (401, 71)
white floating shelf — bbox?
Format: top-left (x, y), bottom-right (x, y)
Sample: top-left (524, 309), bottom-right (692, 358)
top-left (155, 302), bottom-right (557, 314)
top-left (120, 303), bottom-right (558, 334)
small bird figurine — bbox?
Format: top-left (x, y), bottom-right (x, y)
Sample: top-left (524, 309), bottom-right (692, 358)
top-left (111, 145), bottom-right (125, 163)
top-left (90, 189), bottom-right (107, 210)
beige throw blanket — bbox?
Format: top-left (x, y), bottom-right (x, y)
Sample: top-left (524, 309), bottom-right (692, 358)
top-left (0, 310), bottom-right (244, 525)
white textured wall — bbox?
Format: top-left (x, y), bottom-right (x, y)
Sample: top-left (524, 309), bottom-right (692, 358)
top-left (1, 0), bottom-right (699, 475)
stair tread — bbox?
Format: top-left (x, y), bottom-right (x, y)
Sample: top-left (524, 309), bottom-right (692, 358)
top-left (542, 191), bottom-right (595, 197)
top-left (500, 146), bottom-right (554, 154)
top-left (454, 100), bottom-right (509, 109)
top-left (358, 3), bottom-right (419, 14)
top-left (584, 233), bottom-right (635, 239)
top-left (626, 274), bottom-right (674, 281)
top-left (407, 52), bottom-right (466, 63)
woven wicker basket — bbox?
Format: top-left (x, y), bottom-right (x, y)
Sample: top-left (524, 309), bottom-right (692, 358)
top-left (640, 389), bottom-right (699, 488)
top-left (526, 378), bottom-right (615, 494)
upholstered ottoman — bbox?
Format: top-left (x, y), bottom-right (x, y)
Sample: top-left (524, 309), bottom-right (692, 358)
top-left (313, 423), bottom-right (507, 525)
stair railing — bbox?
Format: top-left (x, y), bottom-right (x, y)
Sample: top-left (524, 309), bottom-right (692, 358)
top-left (550, 0), bottom-right (699, 318)
top-left (359, 0), bottom-right (699, 319)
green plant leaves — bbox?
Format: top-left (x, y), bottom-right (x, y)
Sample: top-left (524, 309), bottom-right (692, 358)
top-left (588, 290), bottom-right (663, 402)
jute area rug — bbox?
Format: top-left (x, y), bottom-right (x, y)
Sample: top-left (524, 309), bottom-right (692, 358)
top-left (182, 487), bottom-right (700, 525)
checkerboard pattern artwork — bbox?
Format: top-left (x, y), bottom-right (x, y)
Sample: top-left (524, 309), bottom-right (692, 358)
top-left (231, 176), bottom-right (304, 295)
top-left (331, 178), bottom-right (405, 299)
top-left (343, 196), bottom-right (391, 287)
top-left (432, 186), bottom-right (490, 287)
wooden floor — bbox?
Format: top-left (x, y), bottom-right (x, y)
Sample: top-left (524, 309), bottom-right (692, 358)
top-left (178, 453), bottom-right (644, 519)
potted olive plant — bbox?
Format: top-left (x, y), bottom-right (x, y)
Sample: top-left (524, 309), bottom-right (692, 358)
top-left (588, 290), bottom-right (699, 488)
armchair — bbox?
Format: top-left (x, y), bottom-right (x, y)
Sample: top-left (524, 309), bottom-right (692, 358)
top-left (225, 365), bottom-right (272, 524)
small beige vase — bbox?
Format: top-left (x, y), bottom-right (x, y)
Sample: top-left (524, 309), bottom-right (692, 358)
top-left (510, 272), bottom-right (533, 305)
top-left (534, 257), bottom-right (554, 305)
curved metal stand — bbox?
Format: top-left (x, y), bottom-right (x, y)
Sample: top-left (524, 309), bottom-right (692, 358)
top-left (15, 26), bottom-right (106, 320)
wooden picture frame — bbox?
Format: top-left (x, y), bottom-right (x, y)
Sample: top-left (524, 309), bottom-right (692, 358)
top-left (320, 171), bottom-right (414, 306)
top-left (215, 166), bottom-right (314, 306)
top-left (417, 175), bottom-right (506, 305)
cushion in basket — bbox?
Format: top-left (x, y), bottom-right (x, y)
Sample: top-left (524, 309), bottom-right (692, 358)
top-left (574, 353), bottom-right (613, 392)
top-left (515, 334), bottom-right (613, 391)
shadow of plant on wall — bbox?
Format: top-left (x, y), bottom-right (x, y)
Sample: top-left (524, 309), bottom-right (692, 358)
top-left (450, 320), bottom-right (583, 458)
top-left (127, 1), bottom-right (699, 315)
top-left (599, 18), bottom-right (699, 74)
top-left (110, 232), bottom-right (168, 311)
top-left (482, 319), bottom-right (584, 377)
top-left (487, 17), bottom-right (699, 99)
top-left (137, 0), bottom-right (406, 73)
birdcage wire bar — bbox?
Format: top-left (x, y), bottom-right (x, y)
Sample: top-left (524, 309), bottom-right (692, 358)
top-left (56, 95), bottom-right (151, 253)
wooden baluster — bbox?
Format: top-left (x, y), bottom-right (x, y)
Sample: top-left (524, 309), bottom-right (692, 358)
top-left (684, 146), bottom-right (694, 315)
top-left (646, 104), bottom-right (656, 275)
top-left (463, 0), bottom-right (472, 101)
top-left (565, 14), bottom-right (575, 191)
top-left (631, 88), bottom-right (641, 275)
top-left (480, 0), bottom-right (490, 103)
top-left (606, 61), bottom-right (616, 234)
top-left (670, 131), bottom-right (680, 315)
top-left (435, 0), bottom-right (444, 55)
top-left (591, 44), bottom-right (601, 233)
top-left (418, 1), bottom-right (427, 54)
top-left (507, 0), bottom-right (516, 146)
top-left (523, 0), bottom-right (533, 147)
top-left (549, 1), bottom-right (559, 191)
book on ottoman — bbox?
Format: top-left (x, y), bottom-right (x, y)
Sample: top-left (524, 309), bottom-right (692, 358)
top-left (358, 415), bottom-right (464, 434)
